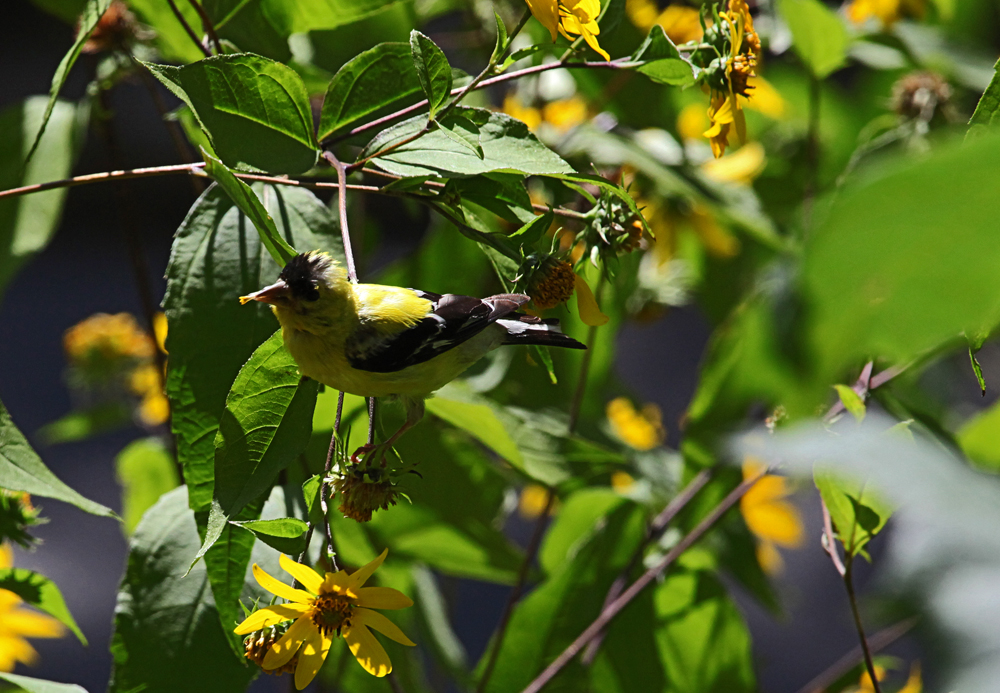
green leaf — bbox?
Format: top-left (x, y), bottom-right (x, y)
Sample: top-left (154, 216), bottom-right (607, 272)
top-left (509, 210), bottom-right (554, 247)
top-left (214, 330), bottom-right (318, 517)
top-left (318, 42), bottom-right (422, 141)
top-left (777, 0), bottom-right (850, 78)
top-left (802, 133), bottom-right (1000, 405)
top-left (231, 516), bottom-right (309, 555)
top-left (549, 172), bottom-right (647, 234)
top-left (0, 673), bottom-right (87, 693)
top-left (958, 400), bottom-right (1000, 473)
top-left (480, 500), bottom-right (647, 692)
top-left (0, 568), bottom-right (86, 645)
top-left (490, 10), bottom-right (508, 67)
top-left (410, 30), bottom-right (452, 117)
top-left (37, 403), bottom-right (130, 445)
top-left (115, 437), bottom-right (180, 536)
top-left (0, 398), bottom-right (115, 518)
top-left (438, 113), bottom-right (484, 158)
top-left (164, 183), bottom-right (341, 512)
top-left (23, 0), bottom-right (109, 166)
top-left (109, 487), bottom-right (255, 693)
top-left (968, 59), bottom-right (1000, 136)
top-left (425, 393), bottom-right (523, 466)
top-left (538, 488), bottom-right (624, 575)
top-left (125, 0), bottom-right (205, 63)
top-left (202, 0), bottom-right (292, 62)
top-left (969, 344), bottom-right (987, 395)
top-left (0, 97), bottom-right (82, 301)
top-left (833, 385), bottom-right (866, 423)
top-left (637, 58), bottom-right (696, 86)
top-left (365, 108), bottom-right (574, 178)
top-left (201, 151), bottom-right (297, 266)
top-left (814, 469), bottom-right (892, 558)
top-left (144, 54), bottom-right (318, 174)
top-left (452, 173), bottom-right (535, 225)
top-left (631, 24), bottom-right (682, 61)
top-left (257, 0), bottom-right (409, 34)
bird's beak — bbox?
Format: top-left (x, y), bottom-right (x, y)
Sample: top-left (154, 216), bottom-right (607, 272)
top-left (239, 280), bottom-right (291, 306)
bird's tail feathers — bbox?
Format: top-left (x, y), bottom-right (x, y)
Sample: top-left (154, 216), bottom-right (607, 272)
top-left (498, 315), bottom-right (586, 350)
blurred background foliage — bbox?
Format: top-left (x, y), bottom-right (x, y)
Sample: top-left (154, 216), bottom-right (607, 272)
top-left (1, 0), bottom-right (1000, 691)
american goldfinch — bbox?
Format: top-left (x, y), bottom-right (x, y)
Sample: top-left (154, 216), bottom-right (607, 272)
top-left (241, 251), bottom-right (585, 457)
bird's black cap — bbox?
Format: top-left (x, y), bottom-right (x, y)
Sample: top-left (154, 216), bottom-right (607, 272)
top-left (279, 252), bottom-right (331, 302)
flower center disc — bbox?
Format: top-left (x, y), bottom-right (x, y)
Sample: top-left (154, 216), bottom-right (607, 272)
top-left (311, 594), bottom-right (353, 636)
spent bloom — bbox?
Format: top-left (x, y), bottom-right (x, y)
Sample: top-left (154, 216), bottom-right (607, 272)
top-left (234, 551), bottom-right (414, 688)
top-left (0, 544), bottom-right (65, 671)
top-left (526, 258), bottom-right (609, 327)
top-left (525, 0), bottom-right (610, 60)
top-left (739, 457), bottom-right (804, 574)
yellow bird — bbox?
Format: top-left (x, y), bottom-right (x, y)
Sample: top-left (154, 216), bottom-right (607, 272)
top-left (242, 251), bottom-right (585, 458)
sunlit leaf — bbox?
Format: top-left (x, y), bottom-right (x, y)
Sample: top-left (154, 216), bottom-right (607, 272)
top-left (115, 437), bottom-right (180, 536)
top-left (0, 673), bottom-right (87, 693)
top-left (777, 0), bottom-right (849, 78)
top-left (410, 30), bottom-right (452, 118)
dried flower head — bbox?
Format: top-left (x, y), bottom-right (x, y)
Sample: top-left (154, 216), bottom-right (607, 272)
top-left (80, 0), bottom-right (139, 54)
top-left (528, 260), bottom-right (577, 311)
top-left (334, 465), bottom-right (400, 523)
top-left (244, 627), bottom-right (298, 674)
top-left (891, 71), bottom-right (953, 123)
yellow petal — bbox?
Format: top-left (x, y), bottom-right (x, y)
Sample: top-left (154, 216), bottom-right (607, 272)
top-left (346, 549), bottom-right (388, 590)
top-left (279, 554), bottom-right (324, 595)
top-left (233, 603), bottom-right (310, 635)
top-left (294, 628), bottom-right (332, 690)
top-left (742, 496), bottom-right (805, 547)
top-left (3, 609), bottom-right (65, 638)
top-left (354, 586), bottom-right (414, 610)
top-left (733, 103), bottom-right (747, 144)
top-left (0, 634), bottom-right (38, 668)
top-left (252, 563), bottom-right (313, 604)
top-left (756, 540), bottom-right (785, 575)
top-left (321, 569), bottom-right (354, 595)
top-left (580, 25), bottom-right (611, 61)
top-left (898, 661), bottom-right (922, 693)
top-left (526, 0), bottom-right (560, 41)
top-left (0, 544), bottom-right (12, 570)
top-left (744, 75), bottom-right (787, 120)
top-left (345, 622), bottom-right (392, 677)
top-left (262, 615), bottom-right (314, 670)
top-left (354, 608), bottom-right (416, 646)
top-left (701, 142), bottom-right (766, 186)
top-left (573, 274), bottom-right (609, 326)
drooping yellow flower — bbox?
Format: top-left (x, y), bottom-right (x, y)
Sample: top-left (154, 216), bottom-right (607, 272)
top-left (606, 397), bottom-right (665, 450)
top-left (677, 102), bottom-right (710, 141)
top-left (542, 96), bottom-right (589, 132)
top-left (898, 662), bottom-right (923, 693)
top-left (234, 551), bottom-right (414, 687)
top-left (574, 273), bottom-right (610, 326)
top-left (701, 142), bottom-right (766, 185)
top-left (744, 75), bottom-right (787, 119)
top-left (739, 458), bottom-right (804, 575)
top-left (503, 95), bottom-right (543, 131)
top-left (858, 663), bottom-right (887, 692)
top-left (657, 5), bottom-right (704, 44)
top-left (0, 544), bottom-right (65, 672)
top-left (704, 93), bottom-right (737, 159)
top-left (525, 0), bottom-right (610, 60)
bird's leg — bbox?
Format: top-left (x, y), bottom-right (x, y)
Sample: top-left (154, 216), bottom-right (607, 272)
top-left (353, 397), bottom-right (424, 466)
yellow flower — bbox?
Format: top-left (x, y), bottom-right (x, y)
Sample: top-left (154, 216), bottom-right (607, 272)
top-left (677, 102), bottom-right (710, 141)
top-left (744, 75), bottom-right (787, 119)
top-left (657, 5), bottom-right (704, 44)
top-left (606, 397), bottom-right (665, 450)
top-left (859, 664), bottom-right (887, 692)
top-left (739, 458), bottom-right (804, 575)
top-left (234, 552), bottom-right (414, 687)
top-left (527, 261), bottom-right (609, 327)
top-left (627, 0), bottom-right (704, 43)
top-left (701, 142), bottom-right (766, 185)
top-left (898, 662), bottom-right (922, 693)
top-left (0, 544), bottom-right (65, 672)
top-left (64, 312), bottom-right (155, 365)
top-left (138, 391), bottom-right (170, 426)
top-left (846, 0), bottom-right (925, 28)
top-left (503, 95), bottom-right (543, 131)
top-left (518, 484), bottom-right (559, 519)
top-left (542, 96), bottom-right (589, 132)
top-left (704, 93), bottom-right (738, 159)
top-left (525, 0), bottom-right (610, 61)
top-left (610, 471), bottom-right (635, 491)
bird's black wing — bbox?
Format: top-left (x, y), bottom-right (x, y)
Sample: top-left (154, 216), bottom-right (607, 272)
top-left (345, 292), bottom-right (529, 373)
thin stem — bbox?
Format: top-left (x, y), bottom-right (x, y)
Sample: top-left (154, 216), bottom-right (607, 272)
top-left (844, 558), bottom-right (882, 693)
top-left (794, 617), bottom-right (918, 693)
top-left (520, 468), bottom-right (767, 693)
top-left (476, 490), bottom-right (555, 693)
top-left (327, 58), bottom-right (634, 146)
top-left (582, 468), bottom-right (712, 663)
top-left (321, 151), bottom-right (358, 283)
top-left (367, 397), bottom-right (377, 445)
top-left (820, 499), bottom-right (846, 577)
top-left (166, 0), bottom-right (210, 58)
top-left (186, 0), bottom-right (222, 54)
top-left (317, 391), bottom-right (346, 573)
